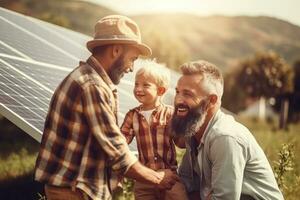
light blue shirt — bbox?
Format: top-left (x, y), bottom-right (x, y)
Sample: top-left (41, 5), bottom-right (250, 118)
top-left (178, 110), bottom-right (284, 200)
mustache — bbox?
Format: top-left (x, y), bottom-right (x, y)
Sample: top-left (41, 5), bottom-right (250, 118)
top-left (171, 100), bottom-right (208, 137)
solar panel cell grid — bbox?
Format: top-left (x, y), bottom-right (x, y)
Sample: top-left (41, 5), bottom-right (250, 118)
top-left (0, 8), bottom-right (90, 59)
top-left (1, 57), bottom-right (70, 91)
top-left (0, 61), bottom-right (49, 117)
top-left (0, 42), bottom-right (24, 58)
top-left (0, 17), bottom-right (79, 67)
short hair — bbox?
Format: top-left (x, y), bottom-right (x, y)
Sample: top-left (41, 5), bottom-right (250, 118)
top-left (92, 45), bottom-right (110, 55)
top-left (180, 60), bottom-right (224, 99)
top-left (135, 59), bottom-right (171, 89)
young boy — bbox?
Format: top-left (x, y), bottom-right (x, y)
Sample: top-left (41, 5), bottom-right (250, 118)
top-left (121, 60), bottom-right (188, 200)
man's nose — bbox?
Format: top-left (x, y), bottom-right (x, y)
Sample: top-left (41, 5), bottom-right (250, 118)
top-left (175, 94), bottom-right (184, 104)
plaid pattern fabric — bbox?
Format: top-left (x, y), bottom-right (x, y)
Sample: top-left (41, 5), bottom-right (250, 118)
top-left (121, 104), bottom-right (177, 171)
top-left (34, 56), bottom-right (137, 200)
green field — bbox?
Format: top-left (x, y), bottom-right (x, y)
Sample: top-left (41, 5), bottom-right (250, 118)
top-left (0, 115), bottom-right (299, 199)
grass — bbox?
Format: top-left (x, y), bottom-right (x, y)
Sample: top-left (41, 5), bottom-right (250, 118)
top-left (0, 114), bottom-right (299, 199)
top-left (0, 116), bottom-right (43, 200)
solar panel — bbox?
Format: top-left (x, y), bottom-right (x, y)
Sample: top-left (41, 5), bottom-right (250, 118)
top-left (0, 8), bottom-right (89, 68)
top-left (0, 8), bottom-right (181, 153)
top-left (0, 41), bottom-right (26, 58)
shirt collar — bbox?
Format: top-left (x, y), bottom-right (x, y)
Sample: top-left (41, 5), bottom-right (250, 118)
top-left (134, 103), bottom-right (164, 115)
top-left (200, 109), bottom-right (222, 145)
top-left (86, 56), bottom-right (117, 92)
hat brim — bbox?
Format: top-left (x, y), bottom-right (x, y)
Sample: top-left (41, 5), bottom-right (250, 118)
top-left (86, 39), bottom-right (152, 57)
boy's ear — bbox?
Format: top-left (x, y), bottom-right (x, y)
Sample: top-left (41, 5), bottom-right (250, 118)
top-left (157, 87), bottom-right (166, 96)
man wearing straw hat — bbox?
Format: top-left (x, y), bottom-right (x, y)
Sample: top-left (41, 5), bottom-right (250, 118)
top-left (34, 15), bottom-right (179, 200)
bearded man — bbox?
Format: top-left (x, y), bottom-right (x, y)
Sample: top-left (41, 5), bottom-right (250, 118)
top-left (171, 60), bottom-right (284, 200)
top-left (35, 15), bottom-right (178, 200)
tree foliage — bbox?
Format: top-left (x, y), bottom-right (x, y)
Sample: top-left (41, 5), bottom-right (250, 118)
top-left (223, 51), bottom-right (294, 114)
top-left (290, 60), bottom-right (300, 121)
top-left (223, 66), bottom-right (248, 113)
top-left (273, 60), bottom-right (300, 122)
top-left (237, 51), bottom-right (293, 98)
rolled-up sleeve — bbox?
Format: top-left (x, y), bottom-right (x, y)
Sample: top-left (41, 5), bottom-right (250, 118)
top-left (82, 84), bottom-right (137, 174)
top-left (209, 135), bottom-right (247, 200)
top-left (120, 111), bottom-right (135, 144)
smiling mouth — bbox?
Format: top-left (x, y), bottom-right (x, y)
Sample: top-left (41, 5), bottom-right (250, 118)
top-left (176, 107), bottom-right (189, 116)
top-left (136, 94), bottom-right (145, 97)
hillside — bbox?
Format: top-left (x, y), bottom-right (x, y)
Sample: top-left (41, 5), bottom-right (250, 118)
top-left (133, 14), bottom-right (300, 70)
top-left (0, 0), bottom-right (118, 34)
top-left (2, 0), bottom-right (300, 70)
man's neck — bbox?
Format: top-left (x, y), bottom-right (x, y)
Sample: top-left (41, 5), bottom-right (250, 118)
top-left (92, 54), bottom-right (111, 73)
top-left (194, 121), bottom-right (209, 145)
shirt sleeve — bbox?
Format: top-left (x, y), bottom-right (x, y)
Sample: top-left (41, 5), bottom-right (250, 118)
top-left (120, 111), bottom-right (135, 144)
top-left (82, 84), bottom-right (137, 174)
top-left (209, 135), bottom-right (247, 200)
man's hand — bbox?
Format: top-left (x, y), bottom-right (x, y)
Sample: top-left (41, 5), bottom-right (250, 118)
top-left (156, 169), bottom-right (179, 190)
top-left (125, 162), bottom-right (179, 189)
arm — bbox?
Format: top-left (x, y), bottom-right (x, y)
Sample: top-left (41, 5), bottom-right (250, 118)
top-left (120, 111), bottom-right (135, 144)
top-left (82, 85), bottom-right (137, 173)
top-left (209, 136), bottom-right (247, 200)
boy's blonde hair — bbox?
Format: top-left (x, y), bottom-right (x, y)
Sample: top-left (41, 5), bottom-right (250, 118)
top-left (135, 59), bottom-right (171, 89)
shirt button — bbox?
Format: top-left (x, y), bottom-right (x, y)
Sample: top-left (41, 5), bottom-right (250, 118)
top-left (154, 156), bottom-right (158, 161)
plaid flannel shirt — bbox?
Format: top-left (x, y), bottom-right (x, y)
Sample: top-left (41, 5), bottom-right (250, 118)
top-left (34, 56), bottom-right (137, 200)
top-left (120, 104), bottom-right (177, 171)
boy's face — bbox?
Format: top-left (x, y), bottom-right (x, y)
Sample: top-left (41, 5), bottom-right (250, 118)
top-left (134, 73), bottom-right (164, 108)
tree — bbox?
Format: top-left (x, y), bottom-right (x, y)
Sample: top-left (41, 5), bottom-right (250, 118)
top-left (291, 60), bottom-right (300, 121)
top-left (273, 60), bottom-right (300, 123)
top-left (237, 51), bottom-right (293, 128)
top-left (223, 66), bottom-right (248, 113)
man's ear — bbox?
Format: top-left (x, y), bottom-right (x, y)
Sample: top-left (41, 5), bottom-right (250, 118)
top-left (157, 87), bottom-right (166, 96)
top-left (111, 44), bottom-right (123, 58)
top-left (207, 94), bottom-right (218, 108)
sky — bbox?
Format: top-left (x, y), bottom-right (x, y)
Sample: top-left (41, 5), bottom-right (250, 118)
top-left (87, 0), bottom-right (300, 26)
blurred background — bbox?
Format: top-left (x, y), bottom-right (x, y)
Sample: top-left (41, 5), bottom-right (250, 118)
top-left (0, 0), bottom-right (299, 199)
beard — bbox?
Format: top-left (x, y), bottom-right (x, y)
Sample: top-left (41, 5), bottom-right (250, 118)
top-left (171, 99), bottom-right (208, 137)
top-left (108, 55), bottom-right (125, 85)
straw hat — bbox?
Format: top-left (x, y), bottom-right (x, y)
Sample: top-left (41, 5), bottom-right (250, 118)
top-left (86, 15), bottom-right (152, 56)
